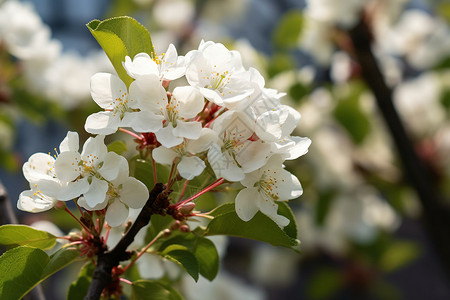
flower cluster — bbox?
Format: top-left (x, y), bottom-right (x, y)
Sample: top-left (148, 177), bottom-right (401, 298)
top-left (19, 131), bottom-right (149, 227)
top-left (19, 40), bottom-right (310, 228)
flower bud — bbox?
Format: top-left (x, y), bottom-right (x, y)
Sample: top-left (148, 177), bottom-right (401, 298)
top-left (54, 201), bottom-right (66, 210)
top-left (180, 224), bottom-right (190, 233)
top-left (170, 220), bottom-right (181, 230)
top-left (163, 229), bottom-right (172, 238)
top-left (179, 202), bottom-right (196, 215)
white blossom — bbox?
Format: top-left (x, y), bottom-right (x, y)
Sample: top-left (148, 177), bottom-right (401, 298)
top-left (235, 155), bottom-right (303, 227)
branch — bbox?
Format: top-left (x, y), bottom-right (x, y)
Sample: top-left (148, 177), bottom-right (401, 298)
top-left (348, 18), bottom-right (450, 277)
top-left (84, 183), bottom-right (169, 300)
top-left (0, 180), bottom-right (18, 225)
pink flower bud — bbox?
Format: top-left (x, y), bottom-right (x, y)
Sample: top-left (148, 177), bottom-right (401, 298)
top-left (179, 202), bottom-right (195, 215)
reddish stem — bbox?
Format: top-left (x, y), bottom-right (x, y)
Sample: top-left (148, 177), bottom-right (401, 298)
top-left (178, 180), bottom-right (190, 202)
top-left (176, 177), bottom-right (224, 208)
top-left (64, 207), bottom-right (92, 236)
top-left (119, 128), bottom-right (143, 140)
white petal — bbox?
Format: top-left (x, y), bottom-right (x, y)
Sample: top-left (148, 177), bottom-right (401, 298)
top-left (155, 124), bottom-right (183, 148)
top-left (18, 190), bottom-right (56, 213)
top-left (23, 153), bottom-right (56, 183)
top-left (172, 86), bottom-right (204, 119)
top-left (152, 146), bottom-right (178, 165)
top-left (236, 140), bottom-right (271, 173)
top-left (37, 179), bottom-right (64, 198)
top-left (90, 73), bottom-right (126, 109)
top-left (255, 111), bottom-right (284, 142)
top-left (172, 121), bottom-right (202, 140)
top-left (85, 111), bottom-right (120, 135)
top-left (99, 152), bottom-right (127, 181)
top-left (83, 177), bottom-right (108, 208)
top-left (54, 151), bottom-right (82, 182)
top-left (257, 197), bottom-right (289, 228)
top-left (105, 199), bottom-right (129, 227)
top-left (77, 196), bottom-right (108, 211)
top-left (119, 177), bottom-right (149, 209)
top-left (121, 111), bottom-right (164, 133)
top-left (207, 144), bottom-right (244, 181)
top-left (129, 76), bottom-right (168, 113)
top-left (123, 53), bottom-right (159, 79)
top-left (57, 178), bottom-right (89, 201)
top-left (199, 88), bottom-right (224, 106)
top-left (273, 136), bottom-right (311, 160)
top-left (177, 156), bottom-right (205, 180)
top-left (59, 131), bottom-right (79, 152)
top-left (185, 128), bottom-right (217, 154)
top-left (81, 135), bottom-right (107, 162)
top-left (235, 187), bottom-right (260, 222)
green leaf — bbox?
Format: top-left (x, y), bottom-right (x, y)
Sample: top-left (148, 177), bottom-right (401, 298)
top-left (131, 280), bottom-right (184, 300)
top-left (162, 248), bottom-right (199, 282)
top-left (0, 224), bottom-right (57, 250)
top-left (379, 241), bottom-right (420, 273)
top-left (41, 247), bottom-right (81, 281)
top-left (107, 140), bottom-right (128, 155)
top-left (131, 157), bottom-right (170, 191)
top-left (273, 10), bottom-right (303, 48)
top-left (194, 237), bottom-right (219, 281)
top-left (207, 203), bottom-right (299, 249)
top-left (333, 81), bottom-right (371, 144)
top-left (87, 16), bottom-right (155, 88)
top-left (0, 246), bottom-right (49, 300)
top-left (146, 214), bottom-right (174, 243)
top-left (158, 233), bottom-right (219, 281)
top-left (67, 262), bottom-right (95, 300)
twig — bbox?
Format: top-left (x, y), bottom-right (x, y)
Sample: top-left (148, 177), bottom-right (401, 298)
top-left (84, 183), bottom-right (168, 300)
top-left (348, 18), bottom-right (450, 277)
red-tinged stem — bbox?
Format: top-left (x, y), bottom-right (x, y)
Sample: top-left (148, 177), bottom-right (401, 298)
top-left (119, 128), bottom-right (143, 140)
top-left (123, 231), bottom-right (164, 273)
top-left (75, 201), bottom-right (84, 215)
top-left (104, 225), bottom-right (111, 244)
top-left (65, 207), bottom-right (92, 236)
top-left (151, 155), bottom-right (158, 183)
top-left (69, 241), bottom-right (85, 246)
top-left (176, 177), bottom-right (224, 208)
top-left (178, 180), bottom-right (190, 202)
top-left (119, 278), bottom-right (133, 285)
top-left (167, 161), bottom-right (177, 190)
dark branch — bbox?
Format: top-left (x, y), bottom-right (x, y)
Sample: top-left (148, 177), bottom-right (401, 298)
top-left (84, 183), bottom-right (168, 300)
top-left (348, 18), bottom-right (450, 278)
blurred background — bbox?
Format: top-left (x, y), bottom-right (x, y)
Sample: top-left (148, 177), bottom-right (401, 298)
top-left (1, 0), bottom-right (450, 299)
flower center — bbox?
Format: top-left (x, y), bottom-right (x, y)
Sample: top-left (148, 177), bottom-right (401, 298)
top-left (255, 174), bottom-right (279, 201)
top-left (110, 90), bottom-right (135, 120)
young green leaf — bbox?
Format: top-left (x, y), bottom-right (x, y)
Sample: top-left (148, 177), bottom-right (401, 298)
top-left (158, 233), bottom-right (219, 281)
top-left (0, 246), bottom-right (49, 299)
top-left (162, 246), bottom-right (199, 282)
top-left (41, 247), bottom-right (81, 281)
top-left (131, 280), bottom-right (184, 300)
top-left (0, 224), bottom-right (57, 250)
top-left (107, 140), bottom-right (128, 155)
top-left (67, 262), bottom-right (95, 300)
top-left (194, 237), bottom-right (219, 281)
top-left (87, 16), bottom-right (155, 88)
top-left (207, 203), bottom-right (299, 249)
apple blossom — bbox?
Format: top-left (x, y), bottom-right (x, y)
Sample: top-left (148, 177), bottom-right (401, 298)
top-left (85, 73), bottom-right (164, 135)
top-left (235, 156), bottom-right (303, 227)
top-left (185, 40), bottom-right (254, 106)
